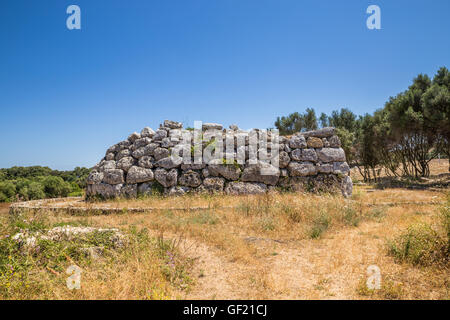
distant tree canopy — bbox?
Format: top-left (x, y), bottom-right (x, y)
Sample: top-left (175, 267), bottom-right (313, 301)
top-left (275, 66), bottom-right (450, 181)
top-left (274, 108), bottom-right (318, 135)
top-left (0, 166), bottom-right (91, 202)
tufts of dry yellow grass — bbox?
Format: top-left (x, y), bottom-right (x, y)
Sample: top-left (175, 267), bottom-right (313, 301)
top-left (1, 185), bottom-right (449, 300)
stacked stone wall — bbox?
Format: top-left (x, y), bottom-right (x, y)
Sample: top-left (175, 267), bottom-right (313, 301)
top-left (86, 120), bottom-right (353, 198)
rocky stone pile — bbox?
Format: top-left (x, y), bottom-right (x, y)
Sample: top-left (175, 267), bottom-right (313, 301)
top-left (86, 120), bottom-right (353, 198)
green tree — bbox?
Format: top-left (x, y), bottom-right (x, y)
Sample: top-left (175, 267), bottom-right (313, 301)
top-left (0, 181), bottom-right (16, 202)
top-left (27, 182), bottom-right (46, 200)
top-left (275, 108), bottom-right (318, 135)
top-left (42, 176), bottom-right (72, 198)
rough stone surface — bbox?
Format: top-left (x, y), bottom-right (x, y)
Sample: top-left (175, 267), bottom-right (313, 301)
top-left (116, 156), bottom-right (135, 172)
top-left (225, 182), bottom-right (267, 195)
top-left (138, 156), bottom-right (154, 169)
top-left (287, 162), bottom-right (317, 177)
top-left (317, 148), bottom-right (346, 163)
top-left (102, 169), bottom-right (125, 185)
top-left (241, 161), bottom-right (279, 186)
top-left (86, 121), bottom-right (352, 198)
top-left (201, 177), bottom-right (225, 193)
top-left (279, 151), bottom-right (290, 168)
top-left (341, 176), bottom-right (353, 198)
top-left (154, 168), bottom-right (178, 188)
top-left (126, 166), bottom-right (154, 184)
top-left (302, 127), bottom-right (335, 138)
top-left (289, 135), bottom-right (307, 148)
top-left (307, 137), bottom-right (323, 148)
top-left (208, 164), bottom-right (241, 180)
top-left (140, 127), bottom-right (155, 138)
top-left (328, 135), bottom-right (341, 148)
top-left (179, 170), bottom-right (202, 187)
top-left (202, 123), bottom-right (223, 130)
top-left (163, 120), bottom-right (183, 129)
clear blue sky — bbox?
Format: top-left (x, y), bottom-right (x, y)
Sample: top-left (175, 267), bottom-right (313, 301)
top-left (1, 0), bottom-right (449, 170)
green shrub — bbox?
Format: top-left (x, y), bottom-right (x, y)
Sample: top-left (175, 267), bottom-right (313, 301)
top-left (42, 176), bottom-right (71, 198)
top-left (387, 223), bottom-right (446, 266)
top-left (0, 181), bottom-right (16, 202)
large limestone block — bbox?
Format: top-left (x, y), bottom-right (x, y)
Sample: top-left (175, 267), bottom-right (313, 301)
top-left (289, 135), bottom-right (307, 148)
top-left (241, 161), bottom-right (279, 186)
top-left (140, 127), bottom-right (155, 138)
top-left (200, 177), bottom-right (225, 193)
top-left (306, 137), bottom-right (323, 148)
top-left (287, 161), bottom-right (317, 176)
top-left (279, 151), bottom-right (290, 168)
top-left (224, 182), bottom-right (267, 195)
top-left (208, 164), bottom-right (241, 180)
top-left (317, 148), bottom-right (346, 163)
top-left (302, 127), bottom-right (335, 138)
top-left (154, 168), bottom-right (178, 188)
top-left (178, 170), bottom-right (202, 187)
top-left (155, 156), bottom-right (182, 169)
top-left (202, 123), bottom-right (223, 131)
top-left (163, 120), bottom-right (183, 129)
top-left (333, 162), bottom-right (350, 174)
top-left (126, 166), bottom-right (154, 184)
top-left (116, 156), bottom-right (135, 172)
top-left (102, 169), bottom-right (125, 185)
top-left (87, 171), bottom-right (104, 185)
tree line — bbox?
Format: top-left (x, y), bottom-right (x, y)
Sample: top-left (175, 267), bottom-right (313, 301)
top-left (275, 67), bottom-right (449, 181)
top-left (0, 166), bottom-right (90, 202)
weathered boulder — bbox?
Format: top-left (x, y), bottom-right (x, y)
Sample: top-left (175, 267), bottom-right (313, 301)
top-left (102, 169), bottom-right (125, 185)
top-left (116, 149), bottom-right (131, 161)
top-left (121, 184), bottom-right (137, 198)
top-left (341, 176), bottom-right (353, 198)
top-left (202, 123), bottom-right (223, 131)
top-left (208, 164), bottom-right (241, 180)
top-left (137, 182), bottom-right (155, 196)
top-left (87, 171), bottom-right (104, 185)
top-left (163, 120), bottom-right (183, 129)
top-left (101, 160), bottom-right (116, 170)
top-left (200, 177), bottom-right (225, 192)
top-left (179, 170), bottom-right (202, 187)
top-left (307, 137), bottom-right (323, 148)
top-left (328, 135), bottom-right (341, 148)
top-left (126, 166), bottom-right (154, 184)
top-left (140, 127), bottom-right (155, 138)
top-left (287, 161), bottom-right (317, 176)
top-left (89, 183), bottom-right (123, 198)
top-left (333, 162), bottom-right (350, 174)
top-left (116, 156), bottom-right (135, 172)
top-left (181, 163), bottom-right (206, 171)
top-left (138, 156), bottom-right (154, 168)
top-left (224, 182), bottom-right (267, 195)
top-left (155, 156), bottom-right (182, 169)
top-left (289, 135), bottom-right (307, 149)
top-left (302, 127), bottom-right (335, 138)
top-left (128, 132), bottom-right (141, 142)
top-left (316, 163), bottom-right (333, 173)
top-left (153, 129), bottom-right (168, 141)
top-left (317, 148), bottom-right (346, 162)
top-left (154, 147), bottom-right (170, 161)
top-left (166, 186), bottom-right (190, 196)
top-left (241, 161), bottom-right (279, 185)
top-left (154, 168), bottom-right (178, 188)
top-left (279, 151), bottom-right (290, 168)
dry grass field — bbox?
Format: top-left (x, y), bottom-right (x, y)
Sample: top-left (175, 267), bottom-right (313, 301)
top-left (0, 160), bottom-right (448, 300)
